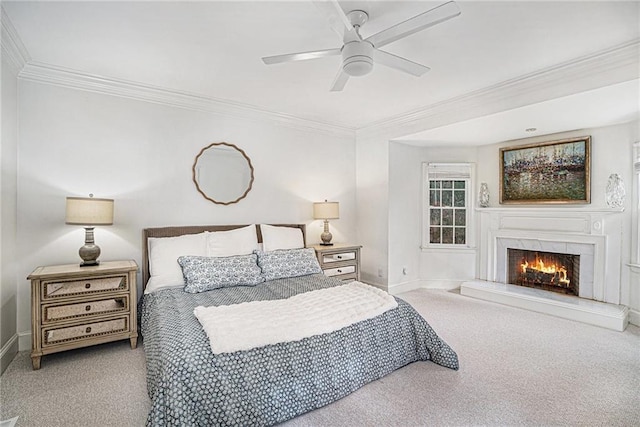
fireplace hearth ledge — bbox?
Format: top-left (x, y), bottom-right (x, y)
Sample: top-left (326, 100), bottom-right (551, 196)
top-left (460, 280), bottom-right (629, 331)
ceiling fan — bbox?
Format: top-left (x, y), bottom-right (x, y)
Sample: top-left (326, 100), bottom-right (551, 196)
top-left (262, 1), bottom-right (461, 91)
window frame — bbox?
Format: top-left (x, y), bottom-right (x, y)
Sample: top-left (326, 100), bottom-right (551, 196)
top-left (422, 162), bottom-right (476, 250)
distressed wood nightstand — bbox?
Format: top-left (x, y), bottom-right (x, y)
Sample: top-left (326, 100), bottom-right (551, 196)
top-left (27, 260), bottom-right (138, 370)
top-left (309, 244), bottom-right (361, 283)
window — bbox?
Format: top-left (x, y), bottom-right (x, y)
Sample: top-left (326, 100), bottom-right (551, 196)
top-left (423, 163), bottom-right (474, 248)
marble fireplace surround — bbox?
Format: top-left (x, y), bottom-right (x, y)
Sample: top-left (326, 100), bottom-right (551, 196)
top-left (461, 207), bottom-right (628, 331)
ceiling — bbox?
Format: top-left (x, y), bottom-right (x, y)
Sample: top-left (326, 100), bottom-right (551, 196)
top-left (397, 78), bottom-right (640, 146)
top-left (3, 1), bottom-right (639, 144)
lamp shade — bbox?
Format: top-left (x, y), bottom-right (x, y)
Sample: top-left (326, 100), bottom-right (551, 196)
top-left (65, 197), bottom-right (114, 225)
top-left (313, 201), bottom-right (339, 220)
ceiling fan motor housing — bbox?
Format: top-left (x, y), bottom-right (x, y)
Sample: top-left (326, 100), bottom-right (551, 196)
top-left (342, 41), bottom-right (373, 77)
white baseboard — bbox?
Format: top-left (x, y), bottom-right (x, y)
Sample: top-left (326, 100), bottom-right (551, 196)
top-left (629, 309), bottom-right (640, 327)
top-left (18, 331), bottom-right (31, 352)
top-left (1, 334), bottom-right (18, 374)
top-left (388, 279), bottom-right (423, 295)
top-left (420, 279), bottom-right (463, 290)
top-left (388, 279), bottom-right (463, 295)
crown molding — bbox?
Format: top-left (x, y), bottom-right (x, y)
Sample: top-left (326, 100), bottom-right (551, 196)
top-left (1, 6), bottom-right (30, 72)
top-left (18, 61), bottom-right (356, 139)
top-left (357, 39), bottom-right (640, 140)
top-left (10, 29), bottom-right (638, 142)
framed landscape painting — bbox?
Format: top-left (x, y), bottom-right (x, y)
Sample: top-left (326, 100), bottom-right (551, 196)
top-left (500, 136), bottom-right (591, 204)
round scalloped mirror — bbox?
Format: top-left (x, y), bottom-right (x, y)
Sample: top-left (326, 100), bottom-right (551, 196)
top-left (192, 142), bottom-right (254, 205)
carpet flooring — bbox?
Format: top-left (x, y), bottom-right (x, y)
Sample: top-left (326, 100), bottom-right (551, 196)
top-left (1, 289), bottom-right (639, 426)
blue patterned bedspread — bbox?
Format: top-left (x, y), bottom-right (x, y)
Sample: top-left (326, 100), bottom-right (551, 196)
top-left (141, 274), bottom-right (458, 426)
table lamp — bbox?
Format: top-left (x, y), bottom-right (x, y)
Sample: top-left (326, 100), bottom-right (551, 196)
top-left (313, 200), bottom-right (339, 246)
top-left (65, 195), bottom-right (114, 266)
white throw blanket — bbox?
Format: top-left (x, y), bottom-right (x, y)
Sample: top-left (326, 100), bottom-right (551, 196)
top-left (194, 281), bottom-right (398, 354)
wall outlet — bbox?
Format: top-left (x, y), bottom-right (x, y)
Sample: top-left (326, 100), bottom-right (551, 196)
top-left (377, 267), bottom-right (383, 278)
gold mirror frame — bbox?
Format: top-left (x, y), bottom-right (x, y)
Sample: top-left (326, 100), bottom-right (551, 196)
top-left (192, 142), bottom-right (255, 206)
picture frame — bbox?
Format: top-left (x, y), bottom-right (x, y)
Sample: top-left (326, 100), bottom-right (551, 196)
top-left (499, 136), bottom-right (591, 204)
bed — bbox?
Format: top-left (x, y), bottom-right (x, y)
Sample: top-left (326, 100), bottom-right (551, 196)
top-left (140, 224), bottom-right (458, 426)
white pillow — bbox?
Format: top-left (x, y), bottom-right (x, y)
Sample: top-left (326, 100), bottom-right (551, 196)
top-left (260, 224), bottom-right (304, 252)
top-left (145, 276), bottom-right (185, 294)
top-left (146, 232), bottom-right (208, 293)
top-left (206, 225), bottom-right (259, 257)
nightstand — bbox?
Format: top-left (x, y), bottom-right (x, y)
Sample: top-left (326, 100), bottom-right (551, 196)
top-left (310, 244), bottom-right (361, 283)
top-left (27, 260), bottom-right (138, 370)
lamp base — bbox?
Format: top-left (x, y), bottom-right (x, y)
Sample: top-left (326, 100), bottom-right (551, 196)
top-left (320, 225), bottom-right (333, 246)
top-left (80, 260), bottom-right (100, 267)
top-left (78, 227), bottom-right (101, 267)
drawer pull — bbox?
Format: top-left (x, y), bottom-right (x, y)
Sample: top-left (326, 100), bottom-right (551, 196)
top-left (85, 283), bottom-right (91, 289)
top-left (85, 305), bottom-right (91, 311)
top-left (85, 327), bottom-right (92, 333)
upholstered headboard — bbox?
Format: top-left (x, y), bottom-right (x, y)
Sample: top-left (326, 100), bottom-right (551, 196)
top-left (141, 224), bottom-right (306, 288)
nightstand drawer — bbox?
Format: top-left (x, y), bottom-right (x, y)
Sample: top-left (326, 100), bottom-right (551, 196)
top-left (42, 296), bottom-right (129, 323)
top-left (324, 265), bottom-right (356, 277)
top-left (322, 252), bottom-right (357, 263)
top-left (42, 275), bottom-right (127, 300)
top-left (43, 316), bottom-right (129, 346)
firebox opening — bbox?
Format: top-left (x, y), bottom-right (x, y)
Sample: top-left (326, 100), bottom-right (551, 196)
top-left (507, 249), bottom-right (580, 296)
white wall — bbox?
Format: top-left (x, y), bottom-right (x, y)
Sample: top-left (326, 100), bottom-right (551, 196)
top-left (478, 122), bottom-right (639, 321)
top-left (388, 143), bottom-right (423, 291)
top-left (389, 143), bottom-right (478, 293)
top-left (1, 50), bottom-right (20, 372)
top-left (15, 80), bottom-right (357, 349)
top-left (355, 133), bottom-right (389, 288)
top-left (631, 142), bottom-right (640, 325)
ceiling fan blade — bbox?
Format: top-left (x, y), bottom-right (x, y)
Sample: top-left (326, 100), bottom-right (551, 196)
top-left (374, 49), bottom-right (430, 76)
top-left (262, 48), bottom-right (341, 65)
top-left (312, 0), bottom-right (360, 43)
top-left (366, 1), bottom-right (461, 48)
top-left (330, 69), bottom-right (349, 91)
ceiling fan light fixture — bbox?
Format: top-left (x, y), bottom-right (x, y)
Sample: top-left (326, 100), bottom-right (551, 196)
top-left (261, 1), bottom-right (461, 91)
top-left (342, 41), bottom-right (373, 76)
top-left (343, 56), bottom-right (373, 76)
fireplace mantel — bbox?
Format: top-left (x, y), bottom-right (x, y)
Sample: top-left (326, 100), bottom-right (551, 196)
top-left (462, 206), bottom-right (628, 330)
top-left (476, 206), bottom-right (624, 301)
top-left (475, 206), bottom-right (624, 234)
top-left (475, 207), bottom-right (624, 213)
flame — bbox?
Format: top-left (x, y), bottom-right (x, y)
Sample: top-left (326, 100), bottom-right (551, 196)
top-left (521, 254), bottom-right (570, 285)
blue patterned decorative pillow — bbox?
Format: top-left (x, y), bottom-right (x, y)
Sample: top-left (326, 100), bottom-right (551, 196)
top-left (256, 248), bottom-right (322, 281)
top-left (178, 254), bottom-right (265, 293)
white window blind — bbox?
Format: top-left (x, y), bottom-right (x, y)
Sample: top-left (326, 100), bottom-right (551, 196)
top-left (425, 163), bottom-right (472, 180)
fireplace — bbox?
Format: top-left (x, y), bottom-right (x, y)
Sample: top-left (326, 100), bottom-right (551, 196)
top-left (507, 249), bottom-right (579, 296)
top-left (461, 207), bottom-right (628, 331)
